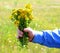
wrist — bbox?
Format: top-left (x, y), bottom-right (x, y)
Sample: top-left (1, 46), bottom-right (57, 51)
top-left (29, 35), bottom-right (34, 42)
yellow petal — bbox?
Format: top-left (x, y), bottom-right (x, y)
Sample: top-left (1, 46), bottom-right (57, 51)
top-left (25, 4), bottom-right (32, 9)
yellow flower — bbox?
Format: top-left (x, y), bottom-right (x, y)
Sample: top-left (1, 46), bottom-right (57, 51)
top-left (20, 10), bottom-right (27, 17)
top-left (18, 16), bottom-right (21, 19)
top-left (12, 9), bottom-right (16, 12)
top-left (22, 10), bottom-right (27, 14)
top-left (18, 9), bottom-right (23, 13)
top-left (20, 13), bottom-right (25, 17)
top-left (24, 15), bottom-right (29, 20)
top-left (25, 4), bottom-right (32, 9)
top-left (29, 15), bottom-right (33, 20)
top-left (14, 20), bottom-right (19, 26)
top-left (26, 9), bottom-right (32, 14)
top-left (12, 9), bottom-right (17, 15)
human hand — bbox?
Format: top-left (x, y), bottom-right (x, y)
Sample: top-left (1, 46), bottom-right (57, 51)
top-left (17, 27), bottom-right (34, 42)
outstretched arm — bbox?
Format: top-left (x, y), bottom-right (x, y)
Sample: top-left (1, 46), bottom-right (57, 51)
top-left (18, 28), bottom-right (60, 48)
top-left (32, 29), bottom-right (60, 48)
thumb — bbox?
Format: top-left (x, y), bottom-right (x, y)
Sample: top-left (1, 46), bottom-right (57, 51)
top-left (24, 27), bottom-right (33, 33)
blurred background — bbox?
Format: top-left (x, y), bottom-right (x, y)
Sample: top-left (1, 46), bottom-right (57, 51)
top-left (0, 0), bottom-right (60, 53)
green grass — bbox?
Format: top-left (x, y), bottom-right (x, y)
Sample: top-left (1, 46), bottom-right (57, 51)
top-left (0, 0), bottom-right (60, 53)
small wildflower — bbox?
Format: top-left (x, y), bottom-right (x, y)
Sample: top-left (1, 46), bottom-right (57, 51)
top-left (12, 9), bottom-right (17, 15)
top-left (29, 15), bottom-right (33, 20)
top-left (18, 15), bottom-right (21, 19)
top-left (14, 20), bottom-right (19, 26)
top-left (25, 4), bottom-right (32, 9)
top-left (26, 9), bottom-right (32, 13)
top-left (18, 9), bottom-right (23, 13)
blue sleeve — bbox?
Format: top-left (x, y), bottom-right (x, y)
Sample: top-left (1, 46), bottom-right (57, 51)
top-left (32, 29), bottom-right (60, 48)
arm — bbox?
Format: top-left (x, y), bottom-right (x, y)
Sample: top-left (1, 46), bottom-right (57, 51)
top-left (32, 29), bottom-right (60, 48)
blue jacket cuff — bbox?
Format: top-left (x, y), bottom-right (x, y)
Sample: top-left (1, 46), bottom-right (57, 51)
top-left (32, 31), bottom-right (44, 45)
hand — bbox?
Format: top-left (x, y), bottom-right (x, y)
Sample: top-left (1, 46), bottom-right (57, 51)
top-left (17, 27), bottom-right (34, 42)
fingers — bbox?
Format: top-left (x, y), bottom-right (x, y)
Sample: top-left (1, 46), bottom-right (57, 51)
top-left (18, 29), bottom-right (23, 35)
top-left (17, 29), bottom-right (23, 38)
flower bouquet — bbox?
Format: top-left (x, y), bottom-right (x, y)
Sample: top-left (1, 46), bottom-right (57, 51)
top-left (10, 4), bottom-right (33, 47)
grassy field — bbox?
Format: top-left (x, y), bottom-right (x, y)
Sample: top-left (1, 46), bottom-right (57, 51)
top-left (0, 0), bottom-right (60, 53)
